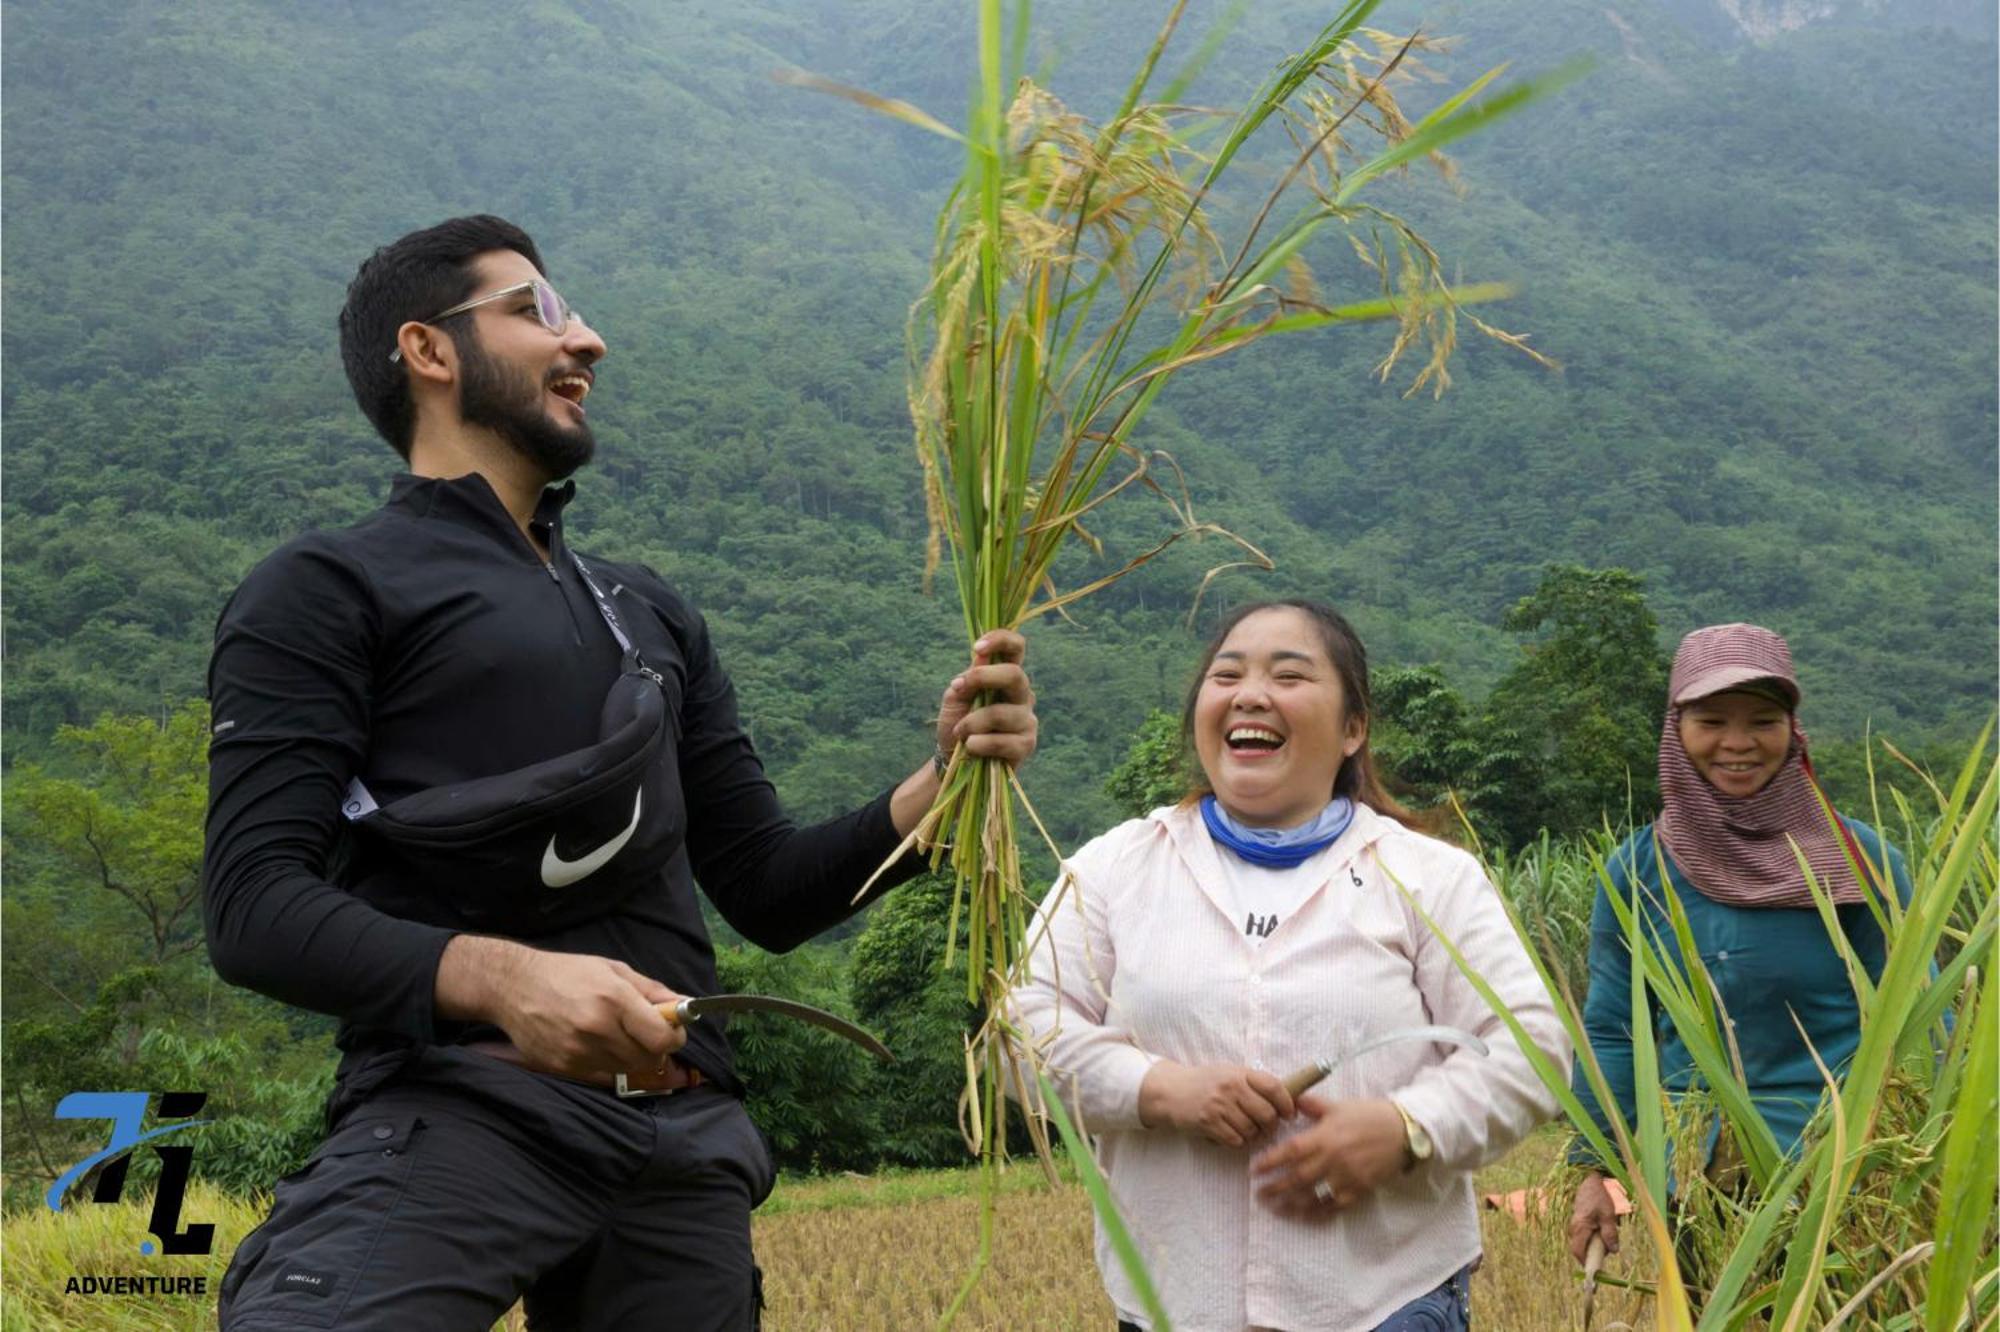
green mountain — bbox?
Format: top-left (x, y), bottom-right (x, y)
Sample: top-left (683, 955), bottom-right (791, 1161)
top-left (4, 0), bottom-right (1993, 847)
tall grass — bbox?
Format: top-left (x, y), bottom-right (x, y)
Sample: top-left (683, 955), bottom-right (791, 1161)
top-left (1411, 727), bottom-right (1999, 1331)
top-left (798, 4), bottom-right (1566, 1320)
top-left (1486, 826), bottom-right (1616, 1002)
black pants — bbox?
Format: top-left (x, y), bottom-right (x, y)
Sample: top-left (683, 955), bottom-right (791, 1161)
top-left (219, 1048), bottom-right (773, 1331)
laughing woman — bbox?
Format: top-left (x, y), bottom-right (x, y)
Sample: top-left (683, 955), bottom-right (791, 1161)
top-left (1015, 601), bottom-right (1567, 1332)
top-left (1566, 623), bottom-right (1912, 1267)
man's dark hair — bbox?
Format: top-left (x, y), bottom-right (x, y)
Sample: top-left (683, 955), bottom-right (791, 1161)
top-left (338, 215), bottom-right (547, 458)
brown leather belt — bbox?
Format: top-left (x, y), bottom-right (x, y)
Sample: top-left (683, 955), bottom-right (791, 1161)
top-left (461, 1040), bottom-right (704, 1098)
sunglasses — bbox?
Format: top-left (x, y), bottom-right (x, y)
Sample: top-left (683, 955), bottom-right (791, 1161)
top-left (388, 279), bottom-right (580, 363)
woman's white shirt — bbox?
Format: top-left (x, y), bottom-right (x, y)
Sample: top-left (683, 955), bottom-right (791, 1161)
top-left (1012, 802), bottom-right (1567, 1332)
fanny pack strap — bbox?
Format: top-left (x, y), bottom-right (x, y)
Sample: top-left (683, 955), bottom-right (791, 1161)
top-left (565, 551), bottom-right (633, 654)
top-left (341, 551), bottom-right (636, 822)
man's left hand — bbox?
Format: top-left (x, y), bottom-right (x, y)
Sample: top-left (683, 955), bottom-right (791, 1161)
top-left (934, 629), bottom-right (1037, 769)
top-left (1250, 1096), bottom-right (1410, 1217)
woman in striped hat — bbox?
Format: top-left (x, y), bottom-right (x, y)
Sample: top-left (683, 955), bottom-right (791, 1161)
top-left (1565, 622), bottom-right (1911, 1266)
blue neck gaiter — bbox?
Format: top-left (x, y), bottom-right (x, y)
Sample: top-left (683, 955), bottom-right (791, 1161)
top-left (1200, 794), bottom-right (1354, 868)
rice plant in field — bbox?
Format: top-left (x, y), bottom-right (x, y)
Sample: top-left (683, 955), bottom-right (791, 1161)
top-left (797, 4), bottom-right (1566, 1320)
top-left (1409, 726), bottom-right (2000, 1331)
top-left (1488, 826), bottom-right (1617, 1002)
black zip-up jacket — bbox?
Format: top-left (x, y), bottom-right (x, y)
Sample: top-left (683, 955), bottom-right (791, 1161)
top-left (202, 472), bottom-right (919, 1092)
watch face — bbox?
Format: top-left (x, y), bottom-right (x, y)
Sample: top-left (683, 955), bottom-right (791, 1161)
top-left (1397, 1103), bottom-right (1433, 1160)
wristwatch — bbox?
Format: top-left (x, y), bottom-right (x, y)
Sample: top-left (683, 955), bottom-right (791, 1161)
top-left (1392, 1100), bottom-right (1433, 1170)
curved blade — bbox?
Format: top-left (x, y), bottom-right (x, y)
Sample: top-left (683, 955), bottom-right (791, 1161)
top-left (1335, 1023), bottom-right (1489, 1069)
top-left (668, 994), bottom-right (894, 1062)
top-left (1281, 1023), bottom-right (1489, 1097)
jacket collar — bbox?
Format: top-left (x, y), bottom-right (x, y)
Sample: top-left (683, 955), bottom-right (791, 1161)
top-left (386, 472), bottom-right (577, 561)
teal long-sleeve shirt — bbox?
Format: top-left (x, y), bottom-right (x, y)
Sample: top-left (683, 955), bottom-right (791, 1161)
top-left (1567, 819), bottom-right (1910, 1167)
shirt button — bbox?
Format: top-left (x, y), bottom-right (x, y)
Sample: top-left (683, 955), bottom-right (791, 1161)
top-left (1716, 950), bottom-right (1729, 960)
top-left (372, 1125), bottom-right (394, 1140)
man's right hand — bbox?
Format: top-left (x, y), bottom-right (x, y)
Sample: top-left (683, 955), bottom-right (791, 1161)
top-left (436, 935), bottom-right (687, 1079)
top-left (1568, 1171), bottom-right (1623, 1265)
top-left (1137, 1060), bottom-right (1296, 1148)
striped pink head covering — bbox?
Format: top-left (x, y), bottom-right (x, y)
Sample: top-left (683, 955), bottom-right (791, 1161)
top-left (1655, 624), bottom-right (1868, 909)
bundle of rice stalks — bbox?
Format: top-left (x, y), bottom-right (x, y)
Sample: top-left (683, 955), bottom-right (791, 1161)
top-left (798, 2), bottom-right (1566, 1322)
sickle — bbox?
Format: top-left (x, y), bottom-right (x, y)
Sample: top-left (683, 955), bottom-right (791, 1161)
top-left (661, 993), bottom-right (894, 1062)
top-left (1279, 1024), bottom-right (1489, 1098)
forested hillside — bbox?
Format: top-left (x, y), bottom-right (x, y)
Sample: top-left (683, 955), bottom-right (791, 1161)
top-left (4, 0), bottom-right (1993, 838)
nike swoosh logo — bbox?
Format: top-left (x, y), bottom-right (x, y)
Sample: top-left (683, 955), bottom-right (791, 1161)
top-left (541, 790), bottom-right (643, 888)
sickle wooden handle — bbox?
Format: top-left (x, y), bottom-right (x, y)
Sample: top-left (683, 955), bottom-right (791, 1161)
top-left (1582, 1232), bottom-right (1607, 1329)
top-left (1281, 1063), bottom-right (1329, 1099)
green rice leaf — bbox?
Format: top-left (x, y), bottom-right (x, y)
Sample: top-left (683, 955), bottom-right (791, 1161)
top-left (1034, 1069), bottom-right (1173, 1330)
top-left (1937, 715), bottom-right (1996, 840)
top-left (1409, 62), bottom-right (1508, 131)
top-left (1770, 1025), bottom-right (1849, 1331)
top-left (1204, 283), bottom-right (1518, 345)
top-left (1334, 59), bottom-right (1587, 205)
top-left (772, 69), bottom-right (966, 142)
top-left (1628, 845), bottom-right (1669, 1208)
top-left (1927, 954), bottom-right (1999, 1330)
top-left (1594, 848), bottom-right (1786, 1185)
top-left (1797, 832), bottom-right (1879, 1012)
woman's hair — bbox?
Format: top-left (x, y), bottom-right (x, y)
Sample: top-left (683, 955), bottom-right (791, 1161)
top-left (1178, 599), bottom-right (1445, 834)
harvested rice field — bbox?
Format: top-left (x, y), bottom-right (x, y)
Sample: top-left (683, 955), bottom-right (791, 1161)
top-left (748, 1130), bottom-right (1658, 1331)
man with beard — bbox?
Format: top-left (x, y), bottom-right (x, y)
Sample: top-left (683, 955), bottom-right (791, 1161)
top-left (202, 215), bottom-right (1038, 1330)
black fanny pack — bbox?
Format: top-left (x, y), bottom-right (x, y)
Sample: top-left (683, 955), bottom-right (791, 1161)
top-left (339, 554), bottom-right (684, 935)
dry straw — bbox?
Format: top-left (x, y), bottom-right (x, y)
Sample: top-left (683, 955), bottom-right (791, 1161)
top-left (795, 1), bottom-right (1567, 1323)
